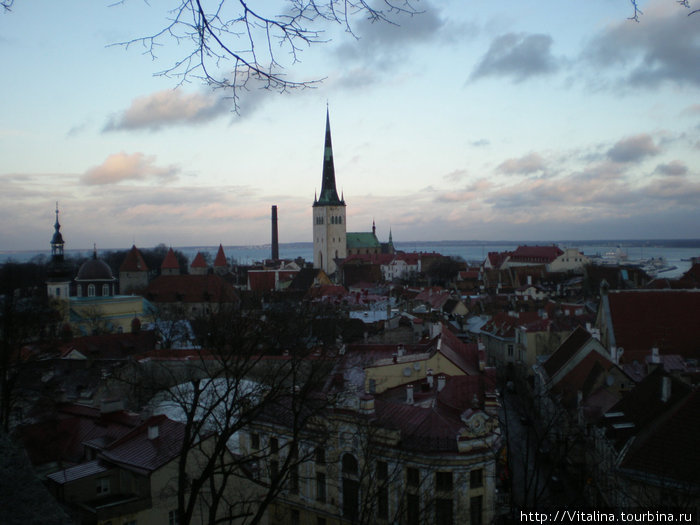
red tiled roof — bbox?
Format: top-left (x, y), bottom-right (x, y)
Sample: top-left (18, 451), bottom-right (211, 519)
top-left (214, 244), bottom-right (227, 267)
top-left (541, 326), bottom-right (593, 379)
top-left (619, 388), bottom-right (700, 485)
top-left (99, 415), bottom-right (186, 472)
top-left (119, 245), bottom-right (148, 272)
top-left (437, 375), bottom-right (484, 413)
top-left (161, 248), bottom-right (180, 270)
top-left (510, 245), bottom-right (563, 263)
top-left (607, 290), bottom-right (700, 360)
top-left (18, 404), bottom-right (142, 466)
top-left (145, 274), bottom-right (239, 304)
top-left (439, 326), bottom-right (479, 375)
top-left (60, 331), bottom-right (157, 359)
top-left (374, 400), bottom-right (463, 452)
top-left (486, 251), bottom-right (511, 269)
top-left (190, 252), bottom-right (208, 268)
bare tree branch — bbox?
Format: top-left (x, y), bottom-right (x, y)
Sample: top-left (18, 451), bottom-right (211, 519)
top-left (111, 0), bottom-right (420, 111)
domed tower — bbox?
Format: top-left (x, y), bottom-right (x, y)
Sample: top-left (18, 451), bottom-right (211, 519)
top-left (312, 108), bottom-right (346, 275)
top-left (46, 203), bottom-right (72, 300)
top-left (75, 246), bottom-right (116, 298)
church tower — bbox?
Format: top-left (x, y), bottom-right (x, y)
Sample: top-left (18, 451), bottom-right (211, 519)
top-left (313, 109), bottom-right (346, 275)
top-left (46, 203), bottom-right (72, 300)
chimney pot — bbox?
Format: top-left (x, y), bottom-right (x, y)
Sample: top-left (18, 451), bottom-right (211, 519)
top-left (406, 384), bottom-right (414, 404)
top-left (148, 424), bottom-right (159, 440)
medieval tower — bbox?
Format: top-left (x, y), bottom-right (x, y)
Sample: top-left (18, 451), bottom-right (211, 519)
top-left (313, 110), bottom-right (346, 275)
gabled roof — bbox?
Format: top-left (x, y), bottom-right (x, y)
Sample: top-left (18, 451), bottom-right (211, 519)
top-left (541, 326), bottom-right (595, 379)
top-left (485, 251), bottom-right (511, 269)
top-left (619, 388), bottom-right (699, 485)
top-left (374, 400), bottom-right (463, 452)
top-left (59, 330), bottom-right (157, 359)
top-left (119, 245), bottom-right (148, 272)
top-left (18, 403), bottom-right (143, 466)
top-left (214, 244), bottom-right (227, 267)
top-left (346, 232), bottom-right (380, 249)
top-left (98, 415), bottom-right (185, 473)
top-left (604, 368), bottom-right (691, 449)
top-left (161, 248), bottom-right (180, 270)
top-left (606, 290), bottom-right (700, 360)
top-left (190, 252), bottom-right (208, 269)
top-left (510, 245), bottom-right (564, 263)
top-left (439, 326), bottom-right (479, 375)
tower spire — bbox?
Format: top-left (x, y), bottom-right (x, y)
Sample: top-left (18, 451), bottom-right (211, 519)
top-left (315, 108), bottom-right (343, 206)
top-left (51, 202), bottom-right (65, 260)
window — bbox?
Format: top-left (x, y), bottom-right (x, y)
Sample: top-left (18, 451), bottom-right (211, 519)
top-left (77, 285), bottom-right (82, 297)
top-left (342, 478), bottom-right (359, 520)
top-left (250, 433), bottom-right (260, 450)
top-left (315, 447), bottom-right (325, 464)
top-left (470, 495), bottom-right (483, 525)
top-left (342, 454), bottom-right (359, 520)
top-left (290, 464), bottom-right (299, 494)
top-left (88, 284), bottom-right (96, 297)
top-left (435, 498), bottom-right (453, 525)
top-left (406, 493), bottom-right (419, 525)
top-left (168, 510), bottom-right (179, 525)
top-left (470, 469), bottom-right (483, 488)
top-left (435, 471), bottom-right (453, 492)
top-left (56, 287), bottom-right (61, 297)
top-left (377, 486), bottom-right (388, 520)
top-left (407, 467), bottom-right (419, 488)
top-left (377, 461), bottom-right (388, 480)
top-left (316, 472), bottom-right (326, 502)
top-left (270, 437), bottom-right (278, 454)
top-left (342, 453), bottom-right (358, 476)
top-left (96, 477), bottom-right (110, 495)
top-left (507, 344), bottom-right (514, 357)
top-left (102, 284), bottom-right (109, 296)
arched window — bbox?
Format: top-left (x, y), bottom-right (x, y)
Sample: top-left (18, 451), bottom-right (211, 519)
top-left (102, 284), bottom-right (110, 296)
top-left (342, 454), bottom-right (359, 520)
top-left (88, 284), bottom-right (95, 297)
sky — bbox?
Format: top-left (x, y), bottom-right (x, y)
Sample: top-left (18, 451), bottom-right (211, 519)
top-left (1, 0), bottom-right (699, 252)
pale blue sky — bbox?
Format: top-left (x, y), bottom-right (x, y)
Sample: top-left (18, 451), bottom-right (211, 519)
top-left (1, 0), bottom-right (699, 251)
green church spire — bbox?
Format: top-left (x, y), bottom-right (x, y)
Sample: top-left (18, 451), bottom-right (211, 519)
top-left (314, 108), bottom-right (344, 207)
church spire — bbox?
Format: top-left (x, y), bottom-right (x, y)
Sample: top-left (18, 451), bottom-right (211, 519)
top-left (51, 202), bottom-right (65, 260)
top-left (314, 108), bottom-right (343, 206)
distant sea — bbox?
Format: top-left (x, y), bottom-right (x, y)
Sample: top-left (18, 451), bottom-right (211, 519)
top-left (2, 240), bottom-right (699, 279)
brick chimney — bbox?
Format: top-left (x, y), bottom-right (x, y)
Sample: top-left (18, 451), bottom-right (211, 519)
top-left (271, 205), bottom-right (279, 261)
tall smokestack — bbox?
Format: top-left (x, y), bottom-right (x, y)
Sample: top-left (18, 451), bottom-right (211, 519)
top-left (271, 205), bottom-right (279, 261)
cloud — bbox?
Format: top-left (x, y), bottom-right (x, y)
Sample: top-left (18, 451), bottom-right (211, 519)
top-left (81, 152), bottom-right (180, 185)
top-left (471, 139), bottom-right (490, 147)
top-left (654, 160), bottom-right (688, 176)
top-left (682, 104), bottom-right (700, 116)
top-left (584, 1), bottom-right (700, 88)
top-left (470, 33), bottom-right (559, 82)
top-left (606, 134), bottom-right (660, 163)
top-left (331, 2), bottom-right (450, 87)
top-left (497, 152), bottom-right (546, 175)
top-left (443, 169), bottom-right (469, 182)
top-left (104, 90), bottom-right (230, 132)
